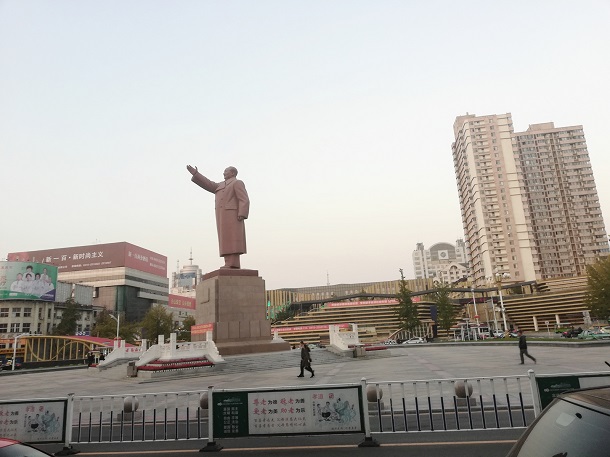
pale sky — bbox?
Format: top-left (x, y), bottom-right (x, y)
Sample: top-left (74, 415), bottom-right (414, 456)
top-left (1, 1), bottom-right (609, 290)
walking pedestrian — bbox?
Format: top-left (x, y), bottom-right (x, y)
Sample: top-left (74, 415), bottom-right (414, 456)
top-left (297, 341), bottom-right (314, 378)
top-left (518, 330), bottom-right (536, 364)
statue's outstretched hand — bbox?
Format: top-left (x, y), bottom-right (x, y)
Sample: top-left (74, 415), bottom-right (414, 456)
top-left (187, 165), bottom-right (198, 175)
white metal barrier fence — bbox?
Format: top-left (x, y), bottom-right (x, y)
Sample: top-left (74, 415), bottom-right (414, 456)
top-left (72, 390), bottom-right (208, 443)
top-left (366, 373), bottom-right (536, 433)
top-left (67, 373), bottom-right (536, 444)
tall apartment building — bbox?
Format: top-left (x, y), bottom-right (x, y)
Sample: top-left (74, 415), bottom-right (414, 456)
top-left (412, 240), bottom-right (469, 282)
top-left (513, 122), bottom-right (608, 278)
top-left (452, 113), bottom-right (608, 285)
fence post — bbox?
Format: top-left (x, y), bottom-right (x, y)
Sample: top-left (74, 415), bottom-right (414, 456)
top-left (358, 378), bottom-right (380, 447)
top-left (200, 386), bottom-right (223, 452)
top-left (528, 369), bottom-right (541, 417)
top-left (55, 393), bottom-right (79, 455)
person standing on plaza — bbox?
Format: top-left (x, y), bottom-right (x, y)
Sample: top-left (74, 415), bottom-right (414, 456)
top-left (297, 341), bottom-right (314, 378)
top-left (518, 330), bottom-right (536, 364)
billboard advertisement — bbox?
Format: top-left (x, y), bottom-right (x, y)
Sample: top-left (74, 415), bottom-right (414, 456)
top-left (8, 242), bottom-right (167, 277)
top-left (0, 261), bottom-right (58, 301)
top-left (168, 294), bottom-right (196, 310)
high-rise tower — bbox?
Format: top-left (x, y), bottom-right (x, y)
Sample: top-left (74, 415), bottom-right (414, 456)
top-left (513, 122), bottom-right (608, 278)
top-left (452, 113), bottom-right (608, 285)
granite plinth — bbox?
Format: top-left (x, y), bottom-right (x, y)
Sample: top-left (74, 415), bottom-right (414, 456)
top-left (193, 270), bottom-right (290, 356)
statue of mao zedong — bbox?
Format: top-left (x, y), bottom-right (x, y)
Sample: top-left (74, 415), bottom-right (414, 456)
top-left (187, 165), bottom-right (250, 269)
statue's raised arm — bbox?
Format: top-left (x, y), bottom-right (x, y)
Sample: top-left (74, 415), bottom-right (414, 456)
top-left (187, 165), bottom-right (250, 269)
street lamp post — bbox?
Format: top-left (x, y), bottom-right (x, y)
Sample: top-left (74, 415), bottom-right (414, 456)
top-left (109, 313), bottom-right (120, 339)
top-left (471, 287), bottom-right (479, 339)
top-left (12, 333), bottom-right (30, 371)
top-left (493, 272), bottom-right (510, 332)
top-left (490, 298), bottom-right (499, 335)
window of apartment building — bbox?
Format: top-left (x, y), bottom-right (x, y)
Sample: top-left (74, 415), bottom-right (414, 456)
top-left (22, 323), bottom-right (31, 333)
top-left (23, 308), bottom-right (32, 318)
top-left (38, 309), bottom-right (43, 319)
top-left (10, 323), bottom-right (20, 332)
top-left (48, 309), bottom-right (52, 319)
top-left (0, 323), bottom-right (7, 333)
top-left (12, 308), bottom-right (21, 318)
top-left (0, 308), bottom-right (8, 318)
top-left (37, 323), bottom-right (42, 333)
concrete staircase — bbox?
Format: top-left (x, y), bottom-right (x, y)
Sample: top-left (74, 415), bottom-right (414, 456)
top-left (130, 347), bottom-right (392, 380)
top-left (88, 347), bottom-right (392, 381)
top-left (202, 347), bottom-right (391, 376)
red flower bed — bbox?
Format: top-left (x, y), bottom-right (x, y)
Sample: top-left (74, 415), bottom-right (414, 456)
top-left (137, 358), bottom-right (214, 372)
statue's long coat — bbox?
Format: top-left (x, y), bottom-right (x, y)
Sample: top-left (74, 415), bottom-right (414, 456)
top-left (191, 172), bottom-right (250, 256)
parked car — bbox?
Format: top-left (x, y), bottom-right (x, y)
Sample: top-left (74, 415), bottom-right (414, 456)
top-left (402, 337), bottom-right (425, 344)
top-left (0, 438), bottom-right (54, 456)
top-left (577, 330), bottom-right (610, 340)
top-left (0, 359), bottom-right (21, 370)
top-left (492, 330), bottom-right (505, 338)
top-left (383, 340), bottom-right (397, 345)
top-left (505, 385), bottom-right (610, 456)
top-left (508, 331), bottom-right (520, 338)
top-left (561, 327), bottom-right (583, 338)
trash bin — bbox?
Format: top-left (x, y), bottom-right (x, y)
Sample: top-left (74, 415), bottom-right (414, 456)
top-left (127, 361), bottom-right (137, 377)
top-left (353, 346), bottom-right (366, 358)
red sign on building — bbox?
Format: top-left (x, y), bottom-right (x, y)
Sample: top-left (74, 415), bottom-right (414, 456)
top-left (8, 242), bottom-right (167, 277)
top-left (168, 294), bottom-right (196, 310)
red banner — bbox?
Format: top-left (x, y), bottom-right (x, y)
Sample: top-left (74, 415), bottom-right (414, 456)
top-left (168, 294), bottom-right (196, 310)
top-left (191, 323), bottom-right (214, 335)
top-left (325, 299), bottom-right (398, 308)
top-left (275, 323), bottom-right (350, 333)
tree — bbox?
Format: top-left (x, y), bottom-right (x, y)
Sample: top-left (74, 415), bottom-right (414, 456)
top-left (91, 308), bottom-right (118, 339)
top-left (434, 281), bottom-right (457, 333)
top-left (53, 298), bottom-right (82, 335)
top-left (177, 315), bottom-right (196, 342)
top-left (586, 256), bottom-right (610, 321)
top-left (272, 307), bottom-right (294, 324)
top-left (396, 269), bottom-right (420, 333)
top-left (140, 305), bottom-right (174, 342)
top-left (90, 309), bottom-right (139, 343)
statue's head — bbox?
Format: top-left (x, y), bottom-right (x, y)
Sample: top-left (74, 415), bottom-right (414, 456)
top-left (223, 167), bottom-right (238, 179)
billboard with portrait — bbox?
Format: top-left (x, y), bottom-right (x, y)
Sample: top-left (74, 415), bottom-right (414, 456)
top-left (0, 261), bottom-right (58, 301)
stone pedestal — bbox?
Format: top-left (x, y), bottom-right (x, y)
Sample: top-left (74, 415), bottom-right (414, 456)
top-left (193, 269), bottom-right (290, 356)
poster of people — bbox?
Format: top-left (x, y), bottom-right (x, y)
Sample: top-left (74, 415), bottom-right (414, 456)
top-left (0, 399), bottom-right (67, 443)
top-left (0, 261), bottom-right (57, 302)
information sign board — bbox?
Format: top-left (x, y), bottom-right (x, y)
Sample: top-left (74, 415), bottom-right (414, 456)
top-left (0, 399), bottom-right (67, 443)
top-left (212, 385), bottom-right (364, 438)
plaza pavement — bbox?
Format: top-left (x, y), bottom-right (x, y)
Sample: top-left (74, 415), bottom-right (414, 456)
top-left (1, 341), bottom-right (609, 401)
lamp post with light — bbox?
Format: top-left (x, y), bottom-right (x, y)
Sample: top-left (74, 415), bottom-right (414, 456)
top-left (489, 272), bottom-right (510, 332)
top-left (12, 333), bottom-right (30, 371)
top-left (109, 313), bottom-right (120, 340)
top-left (470, 286), bottom-right (480, 339)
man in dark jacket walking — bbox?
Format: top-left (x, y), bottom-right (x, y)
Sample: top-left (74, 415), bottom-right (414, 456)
top-left (297, 341), bottom-right (314, 378)
top-left (518, 330), bottom-right (536, 364)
